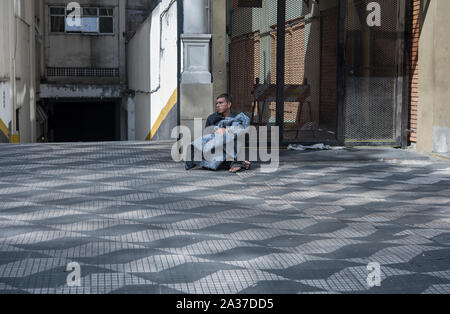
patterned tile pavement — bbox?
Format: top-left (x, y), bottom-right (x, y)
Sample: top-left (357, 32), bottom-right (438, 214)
top-left (0, 141), bottom-right (449, 294)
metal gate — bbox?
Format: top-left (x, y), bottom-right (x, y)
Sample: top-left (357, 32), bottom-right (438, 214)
top-left (229, 0), bottom-right (406, 146)
top-left (343, 0), bottom-right (406, 145)
top-left (230, 0), bottom-right (340, 144)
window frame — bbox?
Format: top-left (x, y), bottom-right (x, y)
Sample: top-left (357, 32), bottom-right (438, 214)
top-left (49, 6), bottom-right (66, 33)
top-left (98, 8), bottom-right (114, 35)
top-left (49, 6), bottom-right (115, 35)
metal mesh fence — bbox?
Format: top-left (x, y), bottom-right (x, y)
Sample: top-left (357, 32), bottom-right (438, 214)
top-left (229, 0), bottom-right (404, 144)
top-left (344, 0), bottom-right (400, 143)
top-left (230, 0), bottom-right (276, 119)
top-left (230, 0), bottom-right (339, 142)
top-left (47, 67), bottom-right (120, 77)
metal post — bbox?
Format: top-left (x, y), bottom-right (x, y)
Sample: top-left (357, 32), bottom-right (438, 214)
top-left (337, 0), bottom-right (347, 145)
top-left (177, 0), bottom-right (183, 128)
top-left (10, 0), bottom-right (18, 142)
top-left (276, 0), bottom-right (286, 145)
top-left (401, 0), bottom-right (409, 149)
top-left (30, 0), bottom-right (37, 143)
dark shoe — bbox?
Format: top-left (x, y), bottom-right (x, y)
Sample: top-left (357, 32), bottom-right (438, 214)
top-left (185, 161), bottom-right (196, 170)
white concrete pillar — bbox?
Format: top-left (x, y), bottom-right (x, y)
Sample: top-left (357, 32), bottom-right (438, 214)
top-left (181, 0), bottom-right (212, 84)
top-left (181, 34), bottom-right (212, 84)
top-left (183, 0), bottom-right (208, 34)
top-left (180, 0), bottom-right (214, 135)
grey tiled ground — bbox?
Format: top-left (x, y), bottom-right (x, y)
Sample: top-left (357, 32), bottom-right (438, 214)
top-left (0, 141), bottom-right (449, 294)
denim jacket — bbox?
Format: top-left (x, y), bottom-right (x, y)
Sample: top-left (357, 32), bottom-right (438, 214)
top-left (186, 113), bottom-right (250, 170)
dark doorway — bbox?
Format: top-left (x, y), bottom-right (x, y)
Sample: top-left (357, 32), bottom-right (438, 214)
top-left (50, 101), bottom-right (120, 142)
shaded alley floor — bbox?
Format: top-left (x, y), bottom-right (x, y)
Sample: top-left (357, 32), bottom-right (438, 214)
top-left (0, 141), bottom-right (449, 294)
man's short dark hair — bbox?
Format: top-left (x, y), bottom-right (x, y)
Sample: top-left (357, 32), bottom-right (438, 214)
top-left (217, 94), bottom-right (232, 104)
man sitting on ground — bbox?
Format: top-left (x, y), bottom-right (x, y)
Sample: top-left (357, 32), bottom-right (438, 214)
top-left (204, 94), bottom-right (251, 173)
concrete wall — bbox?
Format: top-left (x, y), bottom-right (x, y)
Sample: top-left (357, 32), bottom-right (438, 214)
top-left (0, 1), bottom-right (12, 142)
top-left (208, 0), bottom-right (247, 127)
top-left (1, 0), bottom-right (157, 143)
top-left (127, 15), bottom-right (151, 141)
top-left (44, 0), bottom-right (123, 85)
top-left (127, 0), bottom-right (178, 141)
top-left (41, 0), bottom-right (153, 142)
top-left (0, 1), bottom-right (11, 79)
top-left (184, 0), bottom-right (208, 34)
top-left (417, 0), bottom-right (450, 154)
top-left (43, 0), bottom-right (155, 86)
top-left (0, 0), bottom-right (44, 143)
top-left (149, 0), bottom-right (178, 141)
top-left (212, 0), bottom-right (227, 99)
top-left (126, 0), bottom-right (158, 36)
top-left (0, 81), bottom-right (12, 142)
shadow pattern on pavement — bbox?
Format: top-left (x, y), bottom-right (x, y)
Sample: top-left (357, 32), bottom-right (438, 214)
top-left (0, 142), bottom-right (449, 294)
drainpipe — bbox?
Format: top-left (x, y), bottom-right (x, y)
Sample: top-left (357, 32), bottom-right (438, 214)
top-left (276, 0), bottom-right (286, 146)
top-left (9, 0), bottom-right (18, 143)
top-left (177, 0), bottom-right (183, 128)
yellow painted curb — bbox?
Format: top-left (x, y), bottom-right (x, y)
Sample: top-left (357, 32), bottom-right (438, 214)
top-left (431, 153), bottom-right (450, 162)
top-left (11, 134), bottom-right (20, 144)
top-left (0, 118), bottom-right (10, 139)
top-left (146, 88), bottom-right (178, 141)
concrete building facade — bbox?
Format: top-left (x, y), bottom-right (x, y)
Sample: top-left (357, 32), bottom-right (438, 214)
top-left (415, 0), bottom-right (450, 156)
top-left (0, 0), bottom-right (155, 143)
top-left (123, 0), bottom-right (450, 151)
top-left (127, 0), bottom-right (220, 141)
top-left (127, 0), bottom-right (178, 141)
top-left (39, 0), bottom-right (154, 143)
top-left (0, 0), bottom-right (448, 156)
top-left (0, 0), bottom-right (45, 144)
top-left (221, 0), bottom-right (449, 152)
